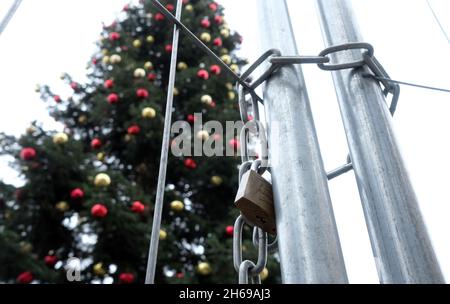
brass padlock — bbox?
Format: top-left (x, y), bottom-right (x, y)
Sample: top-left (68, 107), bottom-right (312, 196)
top-left (234, 166), bottom-right (276, 235)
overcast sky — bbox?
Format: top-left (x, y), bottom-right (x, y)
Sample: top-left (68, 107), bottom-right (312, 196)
top-left (0, 0), bottom-right (449, 283)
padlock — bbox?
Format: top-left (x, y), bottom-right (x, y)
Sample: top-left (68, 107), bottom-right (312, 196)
top-left (234, 166), bottom-right (276, 235)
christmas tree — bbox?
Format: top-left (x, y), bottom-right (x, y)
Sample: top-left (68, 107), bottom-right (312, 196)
top-left (0, 0), bottom-right (279, 284)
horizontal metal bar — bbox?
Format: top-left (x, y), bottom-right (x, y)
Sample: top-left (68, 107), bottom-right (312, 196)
top-left (327, 162), bottom-right (353, 180)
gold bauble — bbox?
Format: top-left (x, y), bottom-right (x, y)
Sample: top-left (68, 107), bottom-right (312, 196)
top-left (225, 82), bottom-right (234, 90)
top-left (144, 61), bottom-right (153, 70)
top-left (19, 241), bottom-right (33, 254)
top-left (94, 173), bottom-right (111, 187)
top-left (227, 91), bottom-right (236, 100)
top-left (220, 48), bottom-right (229, 55)
top-left (220, 54), bottom-right (232, 65)
top-left (96, 152), bottom-right (105, 161)
top-left (132, 39), bottom-right (142, 48)
top-left (102, 56), bottom-right (110, 64)
top-left (141, 107), bottom-right (156, 119)
top-left (124, 134), bottom-right (133, 142)
top-left (159, 229), bottom-right (167, 240)
top-left (196, 130), bottom-right (209, 141)
top-left (78, 115), bottom-right (87, 124)
top-left (93, 262), bottom-right (106, 276)
top-left (55, 201), bottom-right (69, 212)
top-left (200, 32), bottom-right (211, 43)
top-left (170, 200), bottom-right (184, 212)
top-left (134, 68), bottom-right (146, 78)
top-left (230, 64), bottom-right (239, 73)
top-left (34, 84), bottom-right (41, 92)
top-left (53, 132), bottom-right (69, 145)
top-left (260, 267), bottom-right (269, 281)
top-left (26, 126), bottom-right (37, 135)
top-left (110, 54), bottom-right (122, 64)
top-left (177, 62), bottom-right (188, 70)
top-left (59, 73), bottom-right (67, 80)
top-left (200, 95), bottom-right (213, 104)
top-left (196, 262), bottom-right (212, 276)
top-left (101, 49), bottom-right (109, 55)
top-left (173, 87), bottom-right (179, 96)
top-left (185, 4), bottom-right (193, 11)
top-left (220, 28), bottom-right (230, 38)
top-left (210, 175), bottom-right (223, 186)
top-left (146, 35), bottom-right (155, 43)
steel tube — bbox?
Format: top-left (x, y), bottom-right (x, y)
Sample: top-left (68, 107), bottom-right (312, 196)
top-left (258, 0), bottom-right (348, 283)
top-left (145, 0), bottom-right (183, 284)
top-left (316, 0), bottom-right (444, 283)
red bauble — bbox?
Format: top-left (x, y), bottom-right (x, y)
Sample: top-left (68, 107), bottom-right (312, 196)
top-left (91, 203), bottom-right (108, 218)
top-left (210, 65), bottom-right (221, 75)
top-left (109, 32), bottom-right (120, 41)
top-left (70, 82), bottom-right (78, 90)
top-left (136, 88), bottom-right (149, 99)
top-left (91, 138), bottom-right (102, 149)
top-left (214, 15), bottom-right (223, 24)
top-left (122, 4), bottom-right (129, 11)
top-left (229, 138), bottom-right (240, 150)
top-left (209, 2), bottom-right (218, 11)
top-left (200, 18), bottom-right (211, 28)
top-left (92, 58), bottom-right (98, 65)
top-left (213, 37), bottom-right (222, 47)
top-left (147, 73), bottom-right (157, 81)
top-left (70, 188), bottom-right (84, 200)
top-left (44, 255), bottom-right (58, 267)
top-left (197, 69), bottom-right (209, 80)
top-left (165, 44), bottom-right (173, 53)
top-left (17, 271), bottom-right (33, 284)
top-left (154, 13), bottom-right (165, 21)
top-left (184, 158), bottom-right (197, 169)
top-left (187, 114), bottom-right (196, 123)
top-left (209, 101), bottom-right (216, 108)
top-left (104, 79), bottom-right (114, 89)
top-left (127, 124), bottom-right (141, 135)
top-left (119, 272), bottom-right (135, 284)
top-left (107, 93), bottom-right (119, 104)
top-left (175, 272), bottom-right (184, 279)
top-left (166, 4), bottom-right (174, 11)
top-left (20, 147), bottom-right (36, 161)
top-left (131, 201), bottom-right (145, 214)
top-left (54, 95), bottom-right (62, 103)
top-left (225, 225), bottom-right (234, 237)
top-left (247, 114), bottom-right (254, 121)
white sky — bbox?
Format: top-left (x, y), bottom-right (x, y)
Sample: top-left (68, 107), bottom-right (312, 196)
top-left (0, 0), bottom-right (449, 284)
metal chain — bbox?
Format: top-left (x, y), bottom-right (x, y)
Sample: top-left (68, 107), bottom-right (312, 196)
top-left (233, 51), bottom-right (278, 283)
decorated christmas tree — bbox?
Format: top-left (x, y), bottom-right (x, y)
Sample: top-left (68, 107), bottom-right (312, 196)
top-left (0, 0), bottom-right (279, 284)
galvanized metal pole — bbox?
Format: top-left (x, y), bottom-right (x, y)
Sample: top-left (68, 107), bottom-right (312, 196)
top-left (316, 0), bottom-right (444, 283)
top-left (258, 0), bottom-right (348, 283)
top-left (145, 0), bottom-right (182, 284)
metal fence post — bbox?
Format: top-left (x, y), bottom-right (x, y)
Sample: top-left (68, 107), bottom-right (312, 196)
top-left (257, 0), bottom-right (348, 283)
top-left (316, 0), bottom-right (444, 283)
